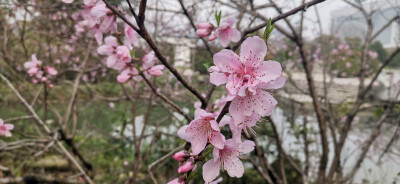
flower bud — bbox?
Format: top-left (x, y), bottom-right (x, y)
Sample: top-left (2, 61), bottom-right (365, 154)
top-left (177, 158), bottom-right (194, 173)
top-left (173, 151), bottom-right (188, 162)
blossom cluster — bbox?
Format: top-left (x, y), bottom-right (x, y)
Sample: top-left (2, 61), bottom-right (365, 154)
top-left (172, 36), bottom-right (285, 183)
top-left (196, 17), bottom-right (240, 47)
top-left (24, 54), bottom-right (58, 88)
top-left (70, 0), bottom-right (165, 83)
top-left (62, 1), bottom-right (284, 183)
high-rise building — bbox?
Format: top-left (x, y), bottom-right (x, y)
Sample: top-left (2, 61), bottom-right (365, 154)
top-left (331, 0), bottom-right (400, 48)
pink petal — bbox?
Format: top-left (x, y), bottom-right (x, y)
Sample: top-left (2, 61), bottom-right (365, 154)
top-left (230, 29), bottom-right (241, 42)
top-left (0, 119), bottom-right (3, 125)
top-left (5, 124), bottom-right (14, 130)
top-left (124, 24), bottom-right (139, 47)
top-left (142, 51), bottom-right (155, 69)
top-left (196, 22), bottom-right (213, 29)
top-left (190, 133), bottom-right (207, 155)
top-left (167, 178), bottom-right (184, 184)
top-left (208, 33), bottom-right (217, 41)
top-left (210, 131), bottom-right (225, 149)
top-left (240, 36), bottom-right (267, 61)
top-left (241, 140), bottom-right (255, 154)
top-left (262, 76), bottom-right (286, 89)
top-left (100, 15), bottom-right (116, 33)
top-left (24, 61), bottom-right (35, 68)
top-left (229, 97), bottom-right (246, 125)
top-left (218, 29), bottom-right (231, 47)
top-left (225, 17), bottom-right (238, 26)
top-left (106, 55), bottom-right (118, 67)
top-left (90, 2), bottom-right (109, 18)
top-left (252, 90), bottom-right (277, 116)
top-left (208, 66), bottom-right (220, 72)
top-left (203, 159), bottom-right (221, 183)
top-left (228, 120), bottom-right (242, 145)
top-left (213, 49), bottom-right (241, 73)
top-left (209, 120), bottom-right (220, 131)
top-left (117, 70), bottom-right (131, 83)
top-left (213, 147), bottom-right (220, 162)
top-left (177, 125), bottom-right (191, 142)
top-left (93, 29), bottom-right (103, 45)
top-left (97, 45), bottom-right (113, 55)
top-left (254, 61), bottom-right (282, 83)
top-left (104, 36), bottom-right (118, 47)
top-left (186, 120), bottom-right (208, 155)
top-left (209, 72), bottom-right (228, 86)
top-left (223, 156), bottom-right (244, 178)
top-left (210, 177), bottom-right (223, 184)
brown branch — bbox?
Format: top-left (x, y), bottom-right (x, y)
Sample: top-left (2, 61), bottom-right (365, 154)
top-left (0, 175), bottom-right (81, 184)
top-left (231, 0), bottom-right (326, 50)
top-left (140, 72), bottom-right (193, 121)
top-left (0, 74), bottom-right (93, 184)
top-left (103, 0), bottom-right (207, 107)
top-left (148, 144), bottom-right (185, 184)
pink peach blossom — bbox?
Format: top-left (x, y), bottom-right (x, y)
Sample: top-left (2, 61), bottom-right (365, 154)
top-left (117, 68), bottom-right (140, 83)
top-left (180, 109), bottom-right (225, 155)
top-left (24, 54), bottom-right (42, 76)
top-left (0, 119), bottom-right (14, 137)
top-left (202, 139), bottom-right (254, 183)
top-left (124, 24), bottom-right (139, 49)
top-left (209, 17), bottom-right (240, 47)
top-left (90, 1), bottom-right (116, 33)
top-left (45, 66), bottom-right (58, 75)
top-left (148, 65), bottom-right (165, 76)
top-left (196, 23), bottom-right (215, 37)
top-left (346, 62), bottom-right (351, 68)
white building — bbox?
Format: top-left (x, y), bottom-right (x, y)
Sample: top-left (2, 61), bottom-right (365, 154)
top-left (331, 0), bottom-right (400, 48)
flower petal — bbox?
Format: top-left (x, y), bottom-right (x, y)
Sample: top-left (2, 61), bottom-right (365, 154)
top-left (209, 72), bottom-right (228, 86)
top-left (210, 131), bottom-right (225, 149)
top-left (254, 61), bottom-right (282, 83)
top-left (240, 36), bottom-right (267, 62)
top-left (252, 90), bottom-right (278, 116)
top-left (213, 49), bottom-right (241, 73)
top-left (229, 97), bottom-right (246, 125)
top-left (223, 156), bottom-right (244, 178)
top-left (203, 159), bottom-right (221, 183)
top-left (177, 125), bottom-right (191, 142)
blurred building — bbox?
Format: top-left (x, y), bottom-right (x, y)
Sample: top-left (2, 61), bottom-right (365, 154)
top-left (331, 0), bottom-right (400, 49)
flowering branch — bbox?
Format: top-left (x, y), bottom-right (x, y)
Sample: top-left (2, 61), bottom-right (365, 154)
top-left (102, 0), bottom-right (207, 107)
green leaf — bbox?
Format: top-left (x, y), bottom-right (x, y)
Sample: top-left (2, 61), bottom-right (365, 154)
top-left (215, 11), bottom-right (222, 26)
top-left (263, 18), bottom-right (275, 41)
top-left (203, 62), bottom-right (211, 71)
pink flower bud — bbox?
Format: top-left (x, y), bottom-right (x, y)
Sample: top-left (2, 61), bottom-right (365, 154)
top-left (177, 159), bottom-right (194, 173)
top-left (41, 77), bottom-right (47, 82)
top-left (48, 84), bottom-right (54, 88)
top-left (208, 33), bottom-right (217, 41)
top-left (196, 29), bottom-right (212, 37)
top-left (45, 66), bottom-right (58, 75)
top-left (173, 151), bottom-right (187, 162)
top-left (148, 65), bottom-right (165, 76)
